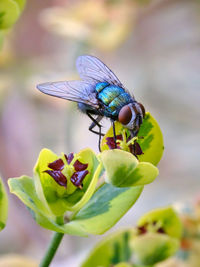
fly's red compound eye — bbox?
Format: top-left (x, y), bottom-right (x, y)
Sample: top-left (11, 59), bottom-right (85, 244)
top-left (118, 105), bottom-right (132, 125)
top-left (138, 103), bottom-right (145, 118)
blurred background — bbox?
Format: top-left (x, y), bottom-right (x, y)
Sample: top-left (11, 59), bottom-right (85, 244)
top-left (0, 0), bottom-right (200, 266)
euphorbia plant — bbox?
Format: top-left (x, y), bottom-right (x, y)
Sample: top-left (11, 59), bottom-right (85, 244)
top-left (7, 111), bottom-right (164, 266)
top-left (82, 206), bottom-right (183, 267)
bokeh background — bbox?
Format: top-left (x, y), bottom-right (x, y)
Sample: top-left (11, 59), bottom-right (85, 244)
top-left (0, 0), bottom-right (200, 266)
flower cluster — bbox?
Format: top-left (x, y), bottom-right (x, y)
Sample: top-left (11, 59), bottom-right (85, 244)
top-left (8, 112), bottom-right (164, 236)
top-left (82, 207), bottom-right (182, 267)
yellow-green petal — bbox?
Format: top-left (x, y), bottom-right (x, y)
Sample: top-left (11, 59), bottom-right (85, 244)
top-left (0, 0), bottom-right (21, 29)
top-left (34, 148), bottom-right (100, 216)
top-left (13, 0), bottom-right (26, 12)
top-left (8, 176), bottom-right (53, 218)
top-left (82, 229), bottom-right (135, 267)
top-left (8, 175), bottom-right (87, 236)
top-left (99, 150), bottom-right (159, 187)
top-left (137, 112), bottom-right (164, 165)
top-left (131, 233), bottom-right (180, 265)
top-left (0, 177), bottom-right (8, 230)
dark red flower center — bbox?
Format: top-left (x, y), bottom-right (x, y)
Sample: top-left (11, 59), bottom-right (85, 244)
top-left (106, 133), bottom-right (143, 157)
top-left (137, 222), bottom-right (165, 235)
top-left (44, 153), bottom-right (88, 189)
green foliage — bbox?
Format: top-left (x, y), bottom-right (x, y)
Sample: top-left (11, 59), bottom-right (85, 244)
top-left (8, 173), bottom-right (143, 235)
top-left (81, 207), bottom-right (182, 267)
top-left (8, 109), bottom-right (163, 249)
top-left (99, 150), bottom-right (158, 187)
top-left (82, 229), bottom-right (135, 267)
top-left (131, 233), bottom-right (179, 265)
top-left (67, 184), bottom-right (143, 235)
top-left (132, 207), bottom-right (183, 265)
top-left (0, 177), bottom-right (8, 231)
top-left (137, 113), bottom-right (164, 165)
top-left (0, 0), bottom-right (21, 29)
top-left (0, 0), bottom-right (26, 46)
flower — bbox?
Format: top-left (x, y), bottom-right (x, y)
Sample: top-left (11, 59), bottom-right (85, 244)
top-left (8, 146), bottom-right (146, 235)
top-left (8, 148), bottom-right (104, 235)
top-left (81, 206), bottom-right (182, 267)
top-left (8, 146), bottom-right (153, 235)
top-left (7, 113), bottom-right (163, 235)
top-left (101, 112), bottom-right (164, 166)
top-left (32, 148), bottom-right (100, 216)
top-left (45, 152), bottom-right (89, 189)
top-left (131, 207), bottom-right (183, 265)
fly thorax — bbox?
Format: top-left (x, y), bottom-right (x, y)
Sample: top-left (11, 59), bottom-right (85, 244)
top-left (118, 102), bottom-right (145, 131)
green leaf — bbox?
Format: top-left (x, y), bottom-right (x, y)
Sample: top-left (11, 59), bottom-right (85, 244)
top-left (137, 206), bottom-right (183, 239)
top-left (131, 233), bottom-right (180, 265)
top-left (0, 177), bottom-right (8, 230)
top-left (68, 183), bottom-right (143, 235)
top-left (101, 112), bottom-right (164, 166)
top-left (137, 112), bottom-right (164, 165)
top-left (99, 150), bottom-right (159, 187)
top-left (8, 175), bottom-right (143, 236)
top-left (82, 229), bottom-right (135, 267)
top-left (8, 176), bottom-right (53, 218)
top-left (8, 175), bottom-right (88, 236)
top-left (13, 0), bottom-right (26, 11)
top-left (8, 176), bottom-right (142, 239)
top-left (0, 0), bottom-right (20, 29)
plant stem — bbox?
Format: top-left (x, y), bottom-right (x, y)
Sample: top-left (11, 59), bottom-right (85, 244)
top-left (39, 232), bottom-right (64, 267)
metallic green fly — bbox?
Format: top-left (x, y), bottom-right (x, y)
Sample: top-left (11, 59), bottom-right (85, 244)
top-left (36, 55), bottom-right (145, 151)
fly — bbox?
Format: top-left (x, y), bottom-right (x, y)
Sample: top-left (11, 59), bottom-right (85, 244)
top-left (36, 55), bottom-right (145, 151)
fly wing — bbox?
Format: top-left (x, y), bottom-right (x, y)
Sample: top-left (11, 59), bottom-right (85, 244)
top-left (36, 80), bottom-right (99, 108)
top-left (76, 55), bottom-right (125, 89)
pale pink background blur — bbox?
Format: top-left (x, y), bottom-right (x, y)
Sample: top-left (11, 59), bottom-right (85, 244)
top-left (0, 0), bottom-right (200, 266)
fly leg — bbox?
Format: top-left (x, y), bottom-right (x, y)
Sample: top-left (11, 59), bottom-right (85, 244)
top-left (130, 129), bottom-right (144, 156)
top-left (111, 120), bottom-right (117, 149)
top-left (86, 112), bottom-right (104, 151)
